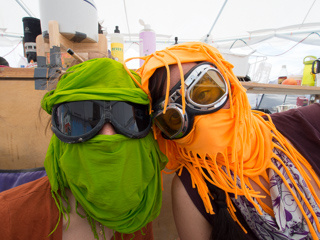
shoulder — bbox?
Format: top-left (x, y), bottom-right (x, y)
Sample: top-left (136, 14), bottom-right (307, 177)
top-left (271, 103), bottom-right (320, 123)
top-left (267, 103), bottom-right (320, 147)
top-left (0, 176), bottom-right (50, 196)
top-left (172, 174), bottom-right (212, 240)
top-left (172, 173), bottom-right (206, 218)
top-left (172, 174), bottom-right (188, 198)
top-left (172, 173), bottom-right (198, 213)
top-left (0, 176), bottom-right (62, 240)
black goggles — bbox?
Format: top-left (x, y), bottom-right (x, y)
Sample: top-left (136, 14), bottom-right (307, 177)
top-left (51, 100), bottom-right (151, 143)
top-left (152, 62), bottom-right (229, 139)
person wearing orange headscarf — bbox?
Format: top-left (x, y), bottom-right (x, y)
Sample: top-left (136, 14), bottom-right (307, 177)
top-left (124, 42), bottom-right (320, 240)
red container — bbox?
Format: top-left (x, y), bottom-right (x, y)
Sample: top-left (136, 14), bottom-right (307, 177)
top-left (296, 96), bottom-right (309, 107)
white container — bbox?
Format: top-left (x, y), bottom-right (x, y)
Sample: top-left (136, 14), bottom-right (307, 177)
top-left (110, 26), bottom-right (124, 63)
top-left (39, 0), bottom-right (98, 43)
top-left (139, 19), bottom-right (156, 66)
top-left (276, 104), bottom-right (297, 113)
top-left (220, 51), bottom-right (250, 77)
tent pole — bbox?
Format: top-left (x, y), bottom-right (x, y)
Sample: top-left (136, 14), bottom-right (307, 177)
top-left (204, 0), bottom-right (228, 43)
top-left (15, 0), bottom-right (35, 18)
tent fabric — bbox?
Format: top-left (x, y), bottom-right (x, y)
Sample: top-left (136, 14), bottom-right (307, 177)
top-left (2, 0), bottom-right (320, 43)
top-left (2, 0), bottom-right (320, 79)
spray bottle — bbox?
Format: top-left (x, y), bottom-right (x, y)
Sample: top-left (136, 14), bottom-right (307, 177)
top-left (110, 26), bottom-right (124, 63)
top-left (139, 19), bottom-right (156, 66)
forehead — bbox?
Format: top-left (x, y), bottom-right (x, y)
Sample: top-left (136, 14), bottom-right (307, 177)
top-left (169, 62), bottom-right (198, 89)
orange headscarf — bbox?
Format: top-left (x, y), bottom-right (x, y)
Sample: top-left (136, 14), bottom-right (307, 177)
top-left (124, 42), bottom-right (320, 238)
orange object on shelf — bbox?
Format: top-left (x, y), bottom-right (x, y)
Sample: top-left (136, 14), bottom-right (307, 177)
top-left (282, 78), bottom-right (298, 85)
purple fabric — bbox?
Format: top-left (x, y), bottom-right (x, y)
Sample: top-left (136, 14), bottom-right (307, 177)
top-left (0, 167), bottom-right (47, 192)
top-left (264, 103), bottom-right (320, 176)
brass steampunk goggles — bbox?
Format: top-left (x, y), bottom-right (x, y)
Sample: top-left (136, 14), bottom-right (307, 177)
top-left (152, 62), bottom-right (229, 139)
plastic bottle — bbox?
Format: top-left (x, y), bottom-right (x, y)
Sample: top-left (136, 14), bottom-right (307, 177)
top-left (302, 56), bottom-right (317, 86)
top-left (139, 19), bottom-right (156, 66)
top-left (110, 26), bottom-right (124, 63)
top-left (278, 65), bottom-right (288, 84)
top-left (174, 37), bottom-right (178, 45)
top-left (312, 59), bottom-right (320, 87)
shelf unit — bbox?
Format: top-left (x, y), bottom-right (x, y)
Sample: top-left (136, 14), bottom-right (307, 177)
top-left (241, 82), bottom-right (320, 96)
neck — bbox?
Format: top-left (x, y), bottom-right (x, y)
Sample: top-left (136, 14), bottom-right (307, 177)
top-left (61, 188), bottom-right (113, 240)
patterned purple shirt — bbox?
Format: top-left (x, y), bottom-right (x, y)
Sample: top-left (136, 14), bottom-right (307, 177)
top-left (230, 145), bottom-right (320, 240)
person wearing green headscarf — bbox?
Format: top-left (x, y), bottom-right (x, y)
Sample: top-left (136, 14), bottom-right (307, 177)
top-left (0, 58), bottom-right (168, 240)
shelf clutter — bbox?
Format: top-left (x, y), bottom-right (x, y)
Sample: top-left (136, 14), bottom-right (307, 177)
top-left (31, 20), bottom-right (108, 90)
top-left (36, 20), bottom-right (108, 65)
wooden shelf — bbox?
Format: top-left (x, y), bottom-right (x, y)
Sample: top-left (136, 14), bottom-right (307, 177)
top-left (241, 81), bottom-right (320, 95)
top-left (0, 67), bottom-right (35, 80)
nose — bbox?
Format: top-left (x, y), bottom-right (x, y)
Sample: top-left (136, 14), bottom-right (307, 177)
top-left (99, 123), bottom-right (117, 135)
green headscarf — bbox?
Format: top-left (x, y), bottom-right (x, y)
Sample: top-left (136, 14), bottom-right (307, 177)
top-left (41, 58), bottom-right (168, 238)
top-left (41, 58), bottom-right (148, 114)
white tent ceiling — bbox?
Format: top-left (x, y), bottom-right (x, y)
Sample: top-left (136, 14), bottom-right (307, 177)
top-left (3, 0), bottom-right (318, 42)
top-left (1, 0), bottom-right (320, 80)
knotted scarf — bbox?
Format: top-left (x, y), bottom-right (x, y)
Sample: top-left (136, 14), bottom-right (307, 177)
top-left (124, 42), bottom-right (320, 239)
top-left (41, 58), bottom-right (168, 238)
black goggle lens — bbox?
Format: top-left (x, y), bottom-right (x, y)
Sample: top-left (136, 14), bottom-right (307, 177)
top-left (53, 101), bottom-right (151, 141)
top-left (152, 63), bottom-right (228, 139)
top-left (54, 101), bottom-right (102, 136)
top-left (112, 102), bottom-right (150, 132)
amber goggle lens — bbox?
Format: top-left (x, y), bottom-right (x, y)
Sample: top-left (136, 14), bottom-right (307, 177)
top-left (154, 108), bottom-right (183, 138)
top-left (189, 70), bottom-right (226, 105)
